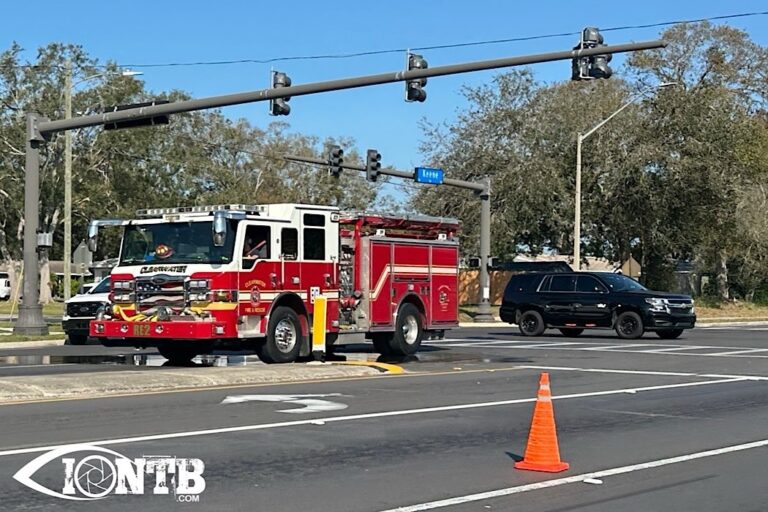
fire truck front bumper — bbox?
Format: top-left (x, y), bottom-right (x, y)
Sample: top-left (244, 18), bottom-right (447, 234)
top-left (90, 320), bottom-right (233, 340)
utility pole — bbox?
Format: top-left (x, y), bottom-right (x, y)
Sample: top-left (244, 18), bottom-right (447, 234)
top-left (474, 178), bottom-right (494, 322)
top-left (63, 60), bottom-right (73, 301)
top-left (14, 38), bottom-right (665, 334)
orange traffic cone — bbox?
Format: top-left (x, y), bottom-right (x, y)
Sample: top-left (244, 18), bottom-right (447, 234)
top-left (514, 372), bottom-right (570, 473)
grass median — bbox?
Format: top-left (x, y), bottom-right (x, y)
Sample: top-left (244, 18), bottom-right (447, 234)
top-left (0, 320), bottom-right (65, 343)
top-left (0, 300), bottom-right (64, 317)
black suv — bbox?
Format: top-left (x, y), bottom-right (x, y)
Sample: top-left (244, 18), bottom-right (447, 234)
top-left (500, 272), bottom-right (696, 339)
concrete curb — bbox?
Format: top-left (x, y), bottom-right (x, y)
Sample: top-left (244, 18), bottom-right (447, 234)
top-left (697, 320), bottom-right (768, 327)
top-left (458, 321), bottom-right (509, 328)
top-left (0, 364), bottom-right (381, 404)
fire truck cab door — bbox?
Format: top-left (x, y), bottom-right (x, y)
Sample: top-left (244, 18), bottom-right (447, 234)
top-left (238, 222), bottom-right (278, 317)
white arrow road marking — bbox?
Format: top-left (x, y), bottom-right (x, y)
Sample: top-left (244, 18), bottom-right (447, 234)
top-left (220, 393), bottom-right (348, 414)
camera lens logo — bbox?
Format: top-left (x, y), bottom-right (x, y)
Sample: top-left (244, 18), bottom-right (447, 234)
top-left (14, 444), bottom-right (205, 501)
top-left (72, 455), bottom-right (117, 498)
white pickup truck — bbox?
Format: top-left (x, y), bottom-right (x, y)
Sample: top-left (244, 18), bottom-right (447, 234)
top-left (62, 277), bottom-right (111, 344)
top-left (0, 273), bottom-right (11, 301)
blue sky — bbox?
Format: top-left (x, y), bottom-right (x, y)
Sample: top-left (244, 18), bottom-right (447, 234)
top-left (3, 1), bottom-right (766, 199)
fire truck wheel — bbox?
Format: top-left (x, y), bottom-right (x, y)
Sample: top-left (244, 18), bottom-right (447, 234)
top-left (261, 306), bottom-right (303, 364)
top-left (390, 303), bottom-right (424, 356)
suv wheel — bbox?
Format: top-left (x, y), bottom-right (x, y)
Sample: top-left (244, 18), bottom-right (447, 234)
top-left (656, 329), bottom-right (684, 339)
top-left (518, 310), bottom-right (545, 336)
top-left (615, 311), bottom-right (644, 339)
top-left (559, 328), bottom-right (584, 337)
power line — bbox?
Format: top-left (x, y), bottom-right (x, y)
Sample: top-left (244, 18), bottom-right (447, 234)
top-left (5, 10), bottom-right (766, 72)
top-left (109, 10), bottom-right (768, 69)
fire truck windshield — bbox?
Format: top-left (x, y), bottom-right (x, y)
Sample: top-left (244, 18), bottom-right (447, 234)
top-left (119, 220), bottom-right (236, 265)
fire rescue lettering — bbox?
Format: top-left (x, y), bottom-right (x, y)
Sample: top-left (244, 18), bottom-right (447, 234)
top-left (139, 265), bottom-right (188, 274)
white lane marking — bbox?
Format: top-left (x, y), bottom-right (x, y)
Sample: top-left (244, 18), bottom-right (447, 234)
top-left (582, 344), bottom-right (654, 351)
top-left (518, 365), bottom-right (768, 381)
top-left (440, 339), bottom-right (768, 359)
top-left (705, 349), bottom-right (768, 357)
top-left (220, 394), bottom-right (348, 414)
top-left (641, 346), bottom-right (710, 353)
top-left (379, 438), bottom-right (768, 512)
top-left (0, 377), bottom-right (748, 458)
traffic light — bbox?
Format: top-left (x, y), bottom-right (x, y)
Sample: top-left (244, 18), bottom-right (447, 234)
top-left (269, 71), bottom-right (291, 116)
top-left (571, 27), bottom-right (612, 81)
top-left (329, 145), bottom-right (344, 177)
top-left (366, 149), bottom-right (382, 182)
top-left (405, 53), bottom-right (428, 103)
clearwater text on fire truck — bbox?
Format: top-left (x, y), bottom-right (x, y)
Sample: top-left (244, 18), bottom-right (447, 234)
top-left (88, 204), bottom-right (460, 363)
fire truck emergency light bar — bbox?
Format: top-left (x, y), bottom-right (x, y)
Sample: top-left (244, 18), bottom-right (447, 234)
top-left (136, 204), bottom-right (266, 217)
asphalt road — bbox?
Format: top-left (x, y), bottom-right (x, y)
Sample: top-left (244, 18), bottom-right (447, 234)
top-left (1, 324), bottom-right (768, 511)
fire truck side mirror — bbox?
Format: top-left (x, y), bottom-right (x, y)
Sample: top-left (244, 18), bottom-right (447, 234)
top-left (212, 212), bottom-right (228, 247)
top-left (87, 221), bottom-right (99, 252)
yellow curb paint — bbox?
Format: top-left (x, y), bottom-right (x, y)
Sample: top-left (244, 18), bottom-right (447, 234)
top-left (331, 361), bottom-right (405, 374)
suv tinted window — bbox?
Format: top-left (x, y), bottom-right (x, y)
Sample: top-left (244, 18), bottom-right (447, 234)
top-left (505, 274), bottom-right (544, 294)
top-left (549, 275), bottom-right (575, 292)
top-left (576, 276), bottom-right (607, 293)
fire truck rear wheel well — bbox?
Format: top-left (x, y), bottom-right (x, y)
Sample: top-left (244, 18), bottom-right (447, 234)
top-left (398, 294), bottom-right (426, 320)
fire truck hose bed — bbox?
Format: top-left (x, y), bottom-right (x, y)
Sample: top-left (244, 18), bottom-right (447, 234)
top-left (0, 364), bottom-right (379, 403)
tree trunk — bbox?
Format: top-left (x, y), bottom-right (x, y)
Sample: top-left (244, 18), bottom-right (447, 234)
top-left (715, 249), bottom-right (729, 301)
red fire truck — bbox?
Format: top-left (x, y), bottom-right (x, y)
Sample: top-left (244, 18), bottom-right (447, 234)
top-left (88, 204), bottom-right (460, 363)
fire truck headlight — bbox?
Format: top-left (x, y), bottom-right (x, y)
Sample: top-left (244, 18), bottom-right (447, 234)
top-left (112, 293), bottom-right (134, 303)
top-left (214, 325), bottom-right (225, 335)
top-left (113, 280), bottom-right (134, 291)
top-left (188, 292), bottom-right (210, 302)
top-left (186, 279), bottom-right (210, 291)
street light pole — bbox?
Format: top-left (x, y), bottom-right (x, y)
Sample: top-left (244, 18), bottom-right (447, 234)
top-left (572, 82), bottom-right (676, 271)
top-left (63, 66), bottom-right (142, 301)
top-left (574, 133), bottom-right (583, 270)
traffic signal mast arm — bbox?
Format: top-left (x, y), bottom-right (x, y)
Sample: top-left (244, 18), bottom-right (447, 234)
top-left (35, 39), bottom-right (665, 137)
top-left (284, 153), bottom-right (487, 194)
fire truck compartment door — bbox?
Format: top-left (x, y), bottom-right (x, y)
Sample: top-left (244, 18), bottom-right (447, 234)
top-left (429, 245), bottom-right (459, 325)
top-left (369, 241), bottom-right (393, 326)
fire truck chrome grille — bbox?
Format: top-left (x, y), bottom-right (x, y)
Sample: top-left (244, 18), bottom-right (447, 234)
top-left (135, 274), bottom-right (186, 310)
